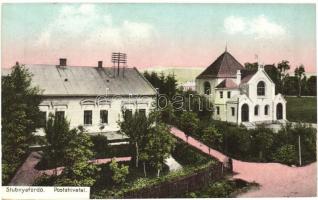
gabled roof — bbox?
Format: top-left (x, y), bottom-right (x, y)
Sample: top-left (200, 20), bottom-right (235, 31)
top-left (196, 51), bottom-right (244, 79)
top-left (240, 70), bottom-right (257, 84)
top-left (215, 78), bottom-right (238, 89)
top-left (1, 65), bottom-right (157, 96)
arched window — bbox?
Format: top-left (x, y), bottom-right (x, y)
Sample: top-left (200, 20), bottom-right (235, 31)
top-left (257, 81), bottom-right (265, 96)
top-left (254, 105), bottom-right (259, 116)
top-left (204, 81), bottom-right (211, 95)
top-left (276, 103), bottom-right (283, 120)
top-left (264, 105), bottom-right (269, 115)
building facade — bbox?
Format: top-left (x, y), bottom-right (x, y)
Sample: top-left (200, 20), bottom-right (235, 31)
top-left (195, 51), bottom-right (286, 125)
top-left (2, 59), bottom-right (157, 140)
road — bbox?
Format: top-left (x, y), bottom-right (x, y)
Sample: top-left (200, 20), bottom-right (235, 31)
top-left (170, 126), bottom-right (317, 197)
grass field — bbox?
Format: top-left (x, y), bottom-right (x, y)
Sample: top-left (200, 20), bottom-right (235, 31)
top-left (286, 96), bottom-right (317, 123)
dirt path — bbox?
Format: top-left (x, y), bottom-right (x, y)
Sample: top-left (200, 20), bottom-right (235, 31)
top-left (170, 126), bottom-right (317, 197)
top-left (9, 152), bottom-right (132, 186)
top-left (9, 152), bottom-right (43, 186)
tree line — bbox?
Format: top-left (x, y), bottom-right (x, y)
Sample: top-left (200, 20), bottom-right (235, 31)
top-left (245, 61), bottom-right (316, 96)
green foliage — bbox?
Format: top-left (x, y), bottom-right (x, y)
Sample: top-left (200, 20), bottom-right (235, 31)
top-left (307, 76), bottom-right (316, 96)
top-left (55, 126), bottom-right (99, 187)
top-left (273, 144), bottom-right (298, 165)
top-left (118, 109), bottom-right (154, 168)
top-left (177, 112), bottom-right (199, 137)
top-left (92, 161), bottom-right (216, 198)
top-left (202, 125), bottom-right (223, 150)
top-left (184, 179), bottom-right (254, 198)
top-left (190, 119), bottom-right (316, 165)
top-left (90, 134), bottom-right (109, 158)
top-left (172, 140), bottom-right (210, 166)
top-left (250, 125), bottom-right (275, 161)
top-left (2, 63), bottom-right (42, 184)
top-left (294, 65), bottom-right (306, 97)
top-left (143, 123), bottom-right (176, 176)
top-left (179, 90), bottom-right (213, 120)
top-left (143, 71), bottom-right (178, 99)
top-left (244, 62), bottom-right (258, 71)
top-left (109, 159), bottom-right (129, 185)
top-left (119, 110), bottom-right (175, 176)
top-left (43, 114), bottom-right (73, 168)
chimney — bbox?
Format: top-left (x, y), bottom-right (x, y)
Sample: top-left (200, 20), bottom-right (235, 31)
top-left (236, 70), bottom-right (241, 85)
top-left (59, 58), bottom-right (67, 66)
top-left (98, 61), bottom-right (103, 68)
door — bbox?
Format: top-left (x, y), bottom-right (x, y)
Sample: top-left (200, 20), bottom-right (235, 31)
top-left (276, 103), bottom-right (283, 120)
top-left (241, 104), bottom-right (249, 122)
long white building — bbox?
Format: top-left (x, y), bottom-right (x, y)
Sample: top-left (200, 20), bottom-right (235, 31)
top-left (2, 59), bottom-right (157, 140)
top-left (195, 50), bottom-right (286, 125)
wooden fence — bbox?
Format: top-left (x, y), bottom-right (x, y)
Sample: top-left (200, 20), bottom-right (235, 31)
top-left (123, 162), bottom-right (229, 198)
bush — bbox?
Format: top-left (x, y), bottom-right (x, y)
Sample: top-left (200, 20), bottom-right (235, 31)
top-left (109, 159), bottom-right (129, 185)
top-left (177, 112), bottom-right (199, 137)
top-left (273, 144), bottom-right (298, 165)
top-left (191, 120), bottom-right (316, 166)
top-left (172, 140), bottom-right (211, 166)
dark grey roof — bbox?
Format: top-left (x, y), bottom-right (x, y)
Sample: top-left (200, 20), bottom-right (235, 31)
top-left (240, 70), bottom-right (257, 84)
top-left (196, 51), bottom-right (244, 79)
top-left (2, 65), bottom-right (157, 96)
top-left (215, 78), bottom-right (238, 89)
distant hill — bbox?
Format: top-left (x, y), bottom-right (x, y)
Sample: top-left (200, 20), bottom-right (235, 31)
top-left (141, 67), bottom-right (204, 84)
top-left (141, 66), bottom-right (316, 84)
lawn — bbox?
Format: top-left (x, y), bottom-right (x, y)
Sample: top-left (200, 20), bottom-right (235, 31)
top-left (286, 96), bottom-right (317, 123)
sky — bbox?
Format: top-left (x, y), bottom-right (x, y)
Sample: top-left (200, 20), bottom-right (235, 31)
top-left (1, 3), bottom-right (316, 72)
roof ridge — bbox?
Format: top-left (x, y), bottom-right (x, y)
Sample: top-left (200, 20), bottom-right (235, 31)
top-left (133, 67), bottom-right (158, 94)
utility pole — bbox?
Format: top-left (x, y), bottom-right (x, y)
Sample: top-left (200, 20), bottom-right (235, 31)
top-left (111, 52), bottom-right (127, 77)
top-left (298, 135), bottom-right (302, 166)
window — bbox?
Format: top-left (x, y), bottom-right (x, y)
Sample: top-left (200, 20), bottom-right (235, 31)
top-left (220, 91), bottom-right (223, 98)
top-left (216, 106), bottom-right (220, 115)
top-left (84, 110), bottom-right (92, 125)
top-left (39, 111), bottom-right (47, 127)
top-left (100, 110), bottom-right (108, 124)
top-left (227, 91), bottom-right (231, 98)
top-left (204, 82), bottom-right (211, 95)
top-left (55, 111), bottom-right (65, 121)
top-left (264, 105), bottom-right (269, 115)
top-left (231, 107), bottom-right (235, 116)
top-left (138, 109), bottom-right (146, 117)
top-left (257, 81), bottom-right (265, 96)
top-left (124, 109), bottom-right (133, 120)
top-left (254, 105), bottom-right (259, 116)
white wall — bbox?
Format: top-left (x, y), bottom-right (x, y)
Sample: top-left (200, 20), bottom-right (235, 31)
top-left (38, 96), bottom-right (155, 134)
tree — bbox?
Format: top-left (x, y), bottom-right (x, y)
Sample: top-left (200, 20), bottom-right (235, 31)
top-left (284, 76), bottom-right (298, 95)
top-left (109, 159), bottom-right (129, 185)
top-left (307, 76), bottom-right (317, 96)
top-left (277, 60), bottom-right (290, 94)
top-left (244, 62), bottom-right (258, 71)
top-left (144, 123), bottom-right (176, 177)
top-left (2, 63), bottom-right (42, 184)
top-left (202, 125), bottom-right (222, 150)
top-left (177, 112), bottom-right (199, 136)
top-left (143, 71), bottom-right (178, 99)
top-left (91, 134), bottom-right (109, 159)
top-left (118, 110), bottom-right (154, 168)
top-left (44, 114), bottom-right (73, 170)
top-left (55, 126), bottom-right (99, 186)
top-left (165, 73), bottom-right (178, 99)
top-left (294, 65), bottom-right (306, 97)
top-left (264, 64), bottom-right (282, 94)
